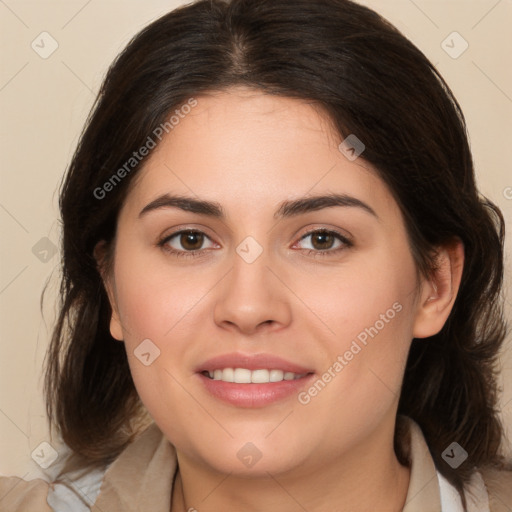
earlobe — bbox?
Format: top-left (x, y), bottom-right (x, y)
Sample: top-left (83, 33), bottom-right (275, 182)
top-left (108, 309), bottom-right (124, 342)
top-left (93, 240), bottom-right (124, 342)
top-left (104, 277), bottom-right (124, 341)
top-left (412, 239), bottom-right (464, 339)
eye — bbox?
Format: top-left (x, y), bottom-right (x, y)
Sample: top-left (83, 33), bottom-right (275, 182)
top-left (157, 227), bottom-right (352, 260)
top-left (158, 230), bottom-right (217, 258)
top-left (294, 229), bottom-right (352, 257)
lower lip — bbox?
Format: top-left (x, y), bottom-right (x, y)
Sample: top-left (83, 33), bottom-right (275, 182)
top-left (198, 373), bottom-right (315, 408)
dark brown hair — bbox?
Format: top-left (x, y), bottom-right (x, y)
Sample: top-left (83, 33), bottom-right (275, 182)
top-left (44, 0), bottom-right (509, 504)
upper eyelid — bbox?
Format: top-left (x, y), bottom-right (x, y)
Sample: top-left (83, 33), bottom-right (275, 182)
top-left (160, 229), bottom-right (217, 249)
top-left (293, 229), bottom-right (352, 250)
top-left (298, 228), bottom-right (351, 242)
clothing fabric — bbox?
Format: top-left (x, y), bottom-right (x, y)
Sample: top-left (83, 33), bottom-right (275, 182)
top-left (1, 416), bottom-right (511, 511)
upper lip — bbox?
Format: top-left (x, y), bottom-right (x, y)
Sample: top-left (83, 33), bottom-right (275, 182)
top-left (196, 352), bottom-right (314, 374)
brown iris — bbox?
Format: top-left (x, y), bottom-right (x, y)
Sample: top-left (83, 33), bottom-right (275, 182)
top-left (180, 231), bottom-right (204, 251)
top-left (308, 231), bottom-right (336, 251)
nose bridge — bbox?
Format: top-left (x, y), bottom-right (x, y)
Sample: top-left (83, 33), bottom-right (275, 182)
top-left (213, 235), bottom-right (291, 333)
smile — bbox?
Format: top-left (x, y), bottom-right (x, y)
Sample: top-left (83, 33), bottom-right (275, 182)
top-left (202, 368), bottom-right (309, 383)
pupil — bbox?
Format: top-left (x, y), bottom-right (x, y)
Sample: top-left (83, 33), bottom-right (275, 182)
top-left (182, 231), bottom-right (202, 250)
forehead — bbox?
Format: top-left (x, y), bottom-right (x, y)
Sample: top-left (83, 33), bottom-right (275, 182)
top-left (121, 87), bottom-right (396, 221)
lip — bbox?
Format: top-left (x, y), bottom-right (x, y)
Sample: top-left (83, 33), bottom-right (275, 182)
top-left (195, 352), bottom-right (315, 408)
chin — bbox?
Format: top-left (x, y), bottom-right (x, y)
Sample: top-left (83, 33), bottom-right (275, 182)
top-left (187, 438), bottom-right (309, 478)
top-left (208, 454), bottom-right (301, 478)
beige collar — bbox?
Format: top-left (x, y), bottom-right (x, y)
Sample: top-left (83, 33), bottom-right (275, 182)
top-left (92, 416), bottom-right (442, 512)
top-left (92, 422), bottom-right (177, 512)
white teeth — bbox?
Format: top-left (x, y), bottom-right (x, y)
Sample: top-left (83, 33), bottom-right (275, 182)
top-left (234, 368), bottom-right (252, 383)
top-left (206, 368), bottom-right (307, 383)
top-left (269, 369), bottom-right (284, 382)
top-left (222, 368), bottom-right (234, 382)
top-left (251, 369), bottom-right (269, 383)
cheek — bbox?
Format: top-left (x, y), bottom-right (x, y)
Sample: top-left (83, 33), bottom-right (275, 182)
top-left (307, 246), bottom-right (415, 343)
top-left (302, 248), bottom-right (416, 403)
top-left (110, 248), bottom-right (223, 414)
top-left (112, 245), bottom-right (210, 344)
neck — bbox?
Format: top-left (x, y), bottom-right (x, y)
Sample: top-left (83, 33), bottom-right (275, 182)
top-left (171, 419), bottom-right (410, 512)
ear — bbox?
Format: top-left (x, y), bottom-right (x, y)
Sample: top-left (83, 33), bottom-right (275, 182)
top-left (412, 239), bottom-right (464, 339)
top-left (93, 240), bottom-right (124, 341)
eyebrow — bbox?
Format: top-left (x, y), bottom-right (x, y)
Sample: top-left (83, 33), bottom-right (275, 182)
top-left (138, 193), bottom-right (378, 220)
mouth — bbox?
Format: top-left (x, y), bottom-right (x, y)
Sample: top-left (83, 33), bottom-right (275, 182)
top-left (196, 353), bottom-right (315, 407)
top-left (200, 368), bottom-right (310, 383)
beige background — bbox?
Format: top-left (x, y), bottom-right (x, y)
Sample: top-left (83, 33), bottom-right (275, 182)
top-left (0, 0), bottom-right (511, 480)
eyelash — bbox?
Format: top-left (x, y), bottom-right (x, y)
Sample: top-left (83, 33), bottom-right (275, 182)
top-left (157, 228), bottom-right (353, 260)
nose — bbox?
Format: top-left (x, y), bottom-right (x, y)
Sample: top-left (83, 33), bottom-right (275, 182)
top-left (213, 246), bottom-right (292, 336)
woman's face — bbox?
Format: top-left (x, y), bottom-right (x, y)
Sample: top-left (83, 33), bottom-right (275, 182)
top-left (104, 87), bottom-right (427, 476)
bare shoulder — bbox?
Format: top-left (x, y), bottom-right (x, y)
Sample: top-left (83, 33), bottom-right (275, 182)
top-left (0, 475), bottom-right (52, 512)
top-left (479, 466), bottom-right (512, 512)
